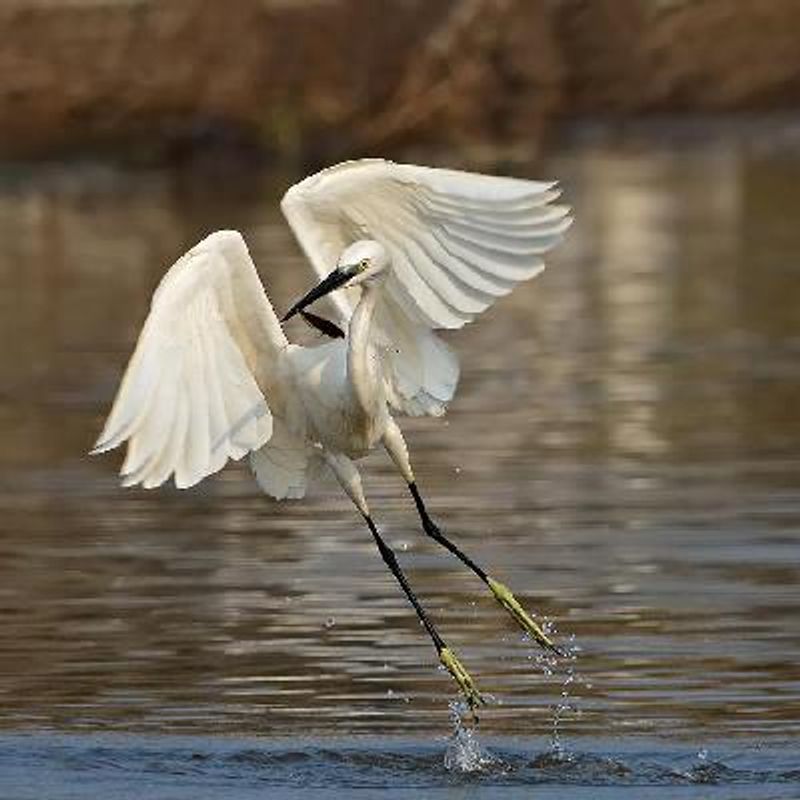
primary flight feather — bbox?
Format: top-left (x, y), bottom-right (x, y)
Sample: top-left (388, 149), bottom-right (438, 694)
top-left (93, 159), bottom-right (572, 711)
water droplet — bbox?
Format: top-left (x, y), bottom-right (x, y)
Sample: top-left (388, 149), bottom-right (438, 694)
top-left (443, 701), bottom-right (497, 773)
top-left (522, 624), bottom-right (585, 759)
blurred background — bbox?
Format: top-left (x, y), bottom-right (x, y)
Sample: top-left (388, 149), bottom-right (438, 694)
top-left (0, 0), bottom-right (799, 747)
top-left (2, 0), bottom-right (800, 163)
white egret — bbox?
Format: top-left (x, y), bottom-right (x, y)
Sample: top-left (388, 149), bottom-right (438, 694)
top-left (92, 159), bottom-right (572, 710)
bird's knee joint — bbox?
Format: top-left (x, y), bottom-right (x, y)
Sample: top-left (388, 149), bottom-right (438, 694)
top-left (425, 523), bottom-right (442, 540)
top-left (419, 509), bottom-right (438, 533)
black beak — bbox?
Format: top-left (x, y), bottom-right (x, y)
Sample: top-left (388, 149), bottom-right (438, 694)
top-left (281, 268), bottom-right (351, 323)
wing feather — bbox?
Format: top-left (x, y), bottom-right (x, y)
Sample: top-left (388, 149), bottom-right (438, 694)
top-left (181, 337), bottom-right (211, 487)
top-left (281, 159), bottom-right (571, 417)
top-left (94, 230), bottom-right (287, 489)
top-left (140, 390), bottom-right (189, 490)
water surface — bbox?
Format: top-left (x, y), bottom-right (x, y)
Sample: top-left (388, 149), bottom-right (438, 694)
top-left (0, 122), bottom-right (799, 794)
top-left (1, 731), bottom-right (799, 799)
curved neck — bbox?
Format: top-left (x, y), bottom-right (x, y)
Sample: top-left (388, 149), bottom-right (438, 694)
top-left (347, 285), bottom-right (380, 417)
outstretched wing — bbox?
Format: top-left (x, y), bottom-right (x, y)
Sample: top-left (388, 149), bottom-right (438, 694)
top-left (92, 230), bottom-right (289, 489)
top-left (281, 159), bottom-right (571, 416)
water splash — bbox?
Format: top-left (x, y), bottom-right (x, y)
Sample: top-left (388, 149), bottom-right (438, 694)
top-left (526, 619), bottom-right (585, 758)
top-left (443, 700), bottom-right (497, 773)
top-left (551, 658), bottom-right (577, 758)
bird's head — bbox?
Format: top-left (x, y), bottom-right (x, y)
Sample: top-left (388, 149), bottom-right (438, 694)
top-left (281, 239), bottom-right (388, 322)
top-left (337, 240), bottom-right (389, 286)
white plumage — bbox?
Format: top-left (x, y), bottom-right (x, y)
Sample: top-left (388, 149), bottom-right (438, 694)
top-left (93, 230), bottom-right (283, 489)
top-left (94, 159), bottom-right (570, 496)
top-left (92, 159), bottom-right (572, 706)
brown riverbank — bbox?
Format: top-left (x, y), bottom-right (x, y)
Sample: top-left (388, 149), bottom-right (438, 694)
top-left (2, 0), bottom-right (799, 162)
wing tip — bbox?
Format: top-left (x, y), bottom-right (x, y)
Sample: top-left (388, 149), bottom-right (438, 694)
top-left (90, 435), bottom-right (116, 456)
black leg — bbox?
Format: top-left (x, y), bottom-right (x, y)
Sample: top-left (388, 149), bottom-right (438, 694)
top-left (408, 482), bottom-right (563, 655)
top-left (364, 513), bottom-right (444, 651)
top-left (362, 513), bottom-right (484, 710)
top-left (409, 482), bottom-right (489, 583)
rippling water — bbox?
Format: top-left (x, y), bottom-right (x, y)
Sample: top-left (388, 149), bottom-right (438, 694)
top-left (1, 122), bottom-right (799, 796)
top-left (1, 732), bottom-right (799, 799)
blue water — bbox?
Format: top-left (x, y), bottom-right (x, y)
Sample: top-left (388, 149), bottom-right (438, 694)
top-left (1, 733), bottom-right (798, 799)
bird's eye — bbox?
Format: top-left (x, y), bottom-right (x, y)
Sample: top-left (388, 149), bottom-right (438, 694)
top-left (359, 259), bottom-right (369, 270)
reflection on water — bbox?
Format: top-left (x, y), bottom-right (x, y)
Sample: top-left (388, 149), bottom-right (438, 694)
top-left (0, 129), bottom-right (799, 742)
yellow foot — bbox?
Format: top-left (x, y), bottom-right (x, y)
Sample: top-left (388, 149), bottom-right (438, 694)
top-left (488, 577), bottom-right (562, 655)
top-left (439, 647), bottom-right (485, 712)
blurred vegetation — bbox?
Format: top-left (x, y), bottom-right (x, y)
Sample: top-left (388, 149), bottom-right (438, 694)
top-left (1, 0), bottom-right (800, 164)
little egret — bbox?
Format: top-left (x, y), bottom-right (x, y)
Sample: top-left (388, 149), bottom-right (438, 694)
top-left (92, 159), bottom-right (572, 710)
